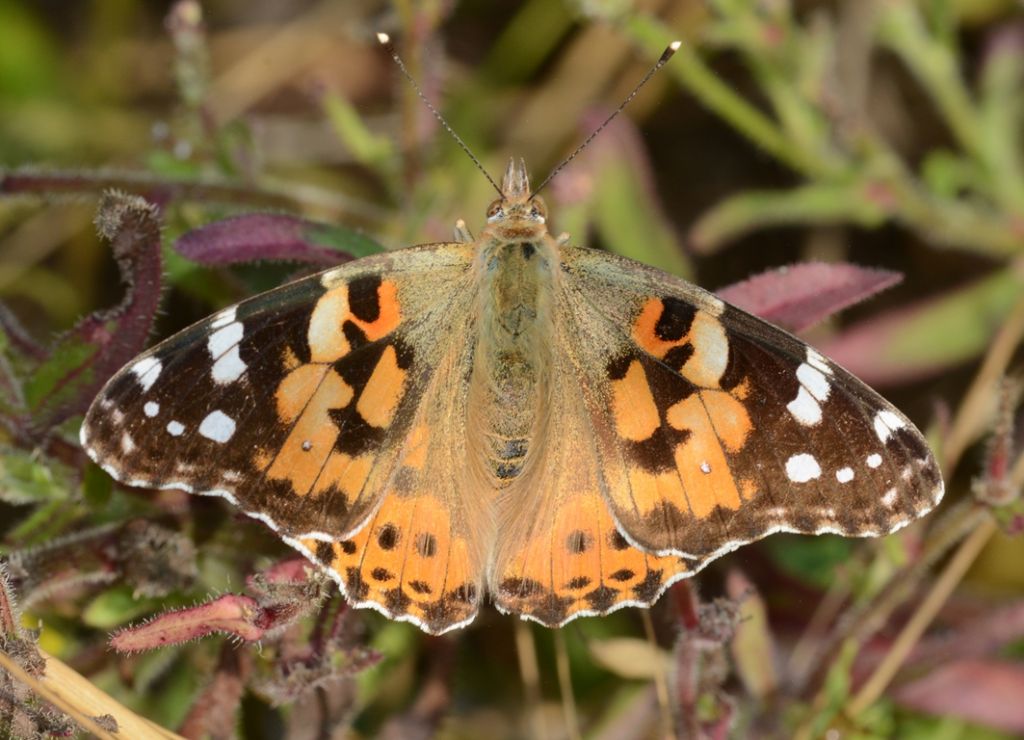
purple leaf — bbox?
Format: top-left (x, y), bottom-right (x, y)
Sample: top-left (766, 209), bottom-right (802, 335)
top-left (716, 262), bottom-right (902, 333)
top-left (817, 266), bottom-right (1023, 384)
top-left (27, 191), bottom-right (162, 433)
top-left (174, 213), bottom-right (383, 267)
top-left (893, 659), bottom-right (1024, 734)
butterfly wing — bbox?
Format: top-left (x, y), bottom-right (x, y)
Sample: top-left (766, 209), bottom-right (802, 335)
top-left (81, 242), bottom-right (490, 633)
top-left (555, 246), bottom-right (944, 560)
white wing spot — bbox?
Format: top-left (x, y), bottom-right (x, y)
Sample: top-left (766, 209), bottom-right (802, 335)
top-left (130, 357), bottom-right (162, 392)
top-left (787, 363), bottom-right (832, 426)
top-left (167, 420), bottom-right (185, 436)
top-left (111, 408), bottom-right (125, 425)
top-left (302, 440), bottom-right (313, 452)
top-left (144, 401), bottom-right (160, 417)
top-left (786, 454), bottom-right (821, 483)
top-left (881, 488), bottom-right (898, 508)
top-left (207, 321), bottom-right (244, 358)
top-left (212, 346), bottom-right (247, 384)
top-left (806, 348), bottom-right (832, 375)
top-left (873, 410), bottom-right (906, 443)
top-left (700, 460), bottom-right (711, 474)
top-left (867, 453), bottom-right (883, 469)
top-left (121, 433), bottom-right (135, 454)
top-left (210, 306), bottom-right (237, 330)
top-left (787, 386), bottom-right (822, 426)
top-left (797, 362), bottom-right (831, 401)
top-left (199, 410), bottom-right (236, 443)
top-left (836, 467), bottom-right (854, 483)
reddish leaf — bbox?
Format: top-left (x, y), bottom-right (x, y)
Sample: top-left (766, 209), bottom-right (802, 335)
top-left (817, 266), bottom-right (1023, 384)
top-left (25, 191), bottom-right (163, 433)
top-left (109, 594), bottom-right (263, 653)
top-left (716, 262), bottom-right (902, 333)
top-left (893, 659), bottom-right (1024, 734)
top-left (174, 213), bottom-right (382, 267)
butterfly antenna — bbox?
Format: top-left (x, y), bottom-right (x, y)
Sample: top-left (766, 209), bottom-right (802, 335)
top-left (377, 32), bottom-right (503, 197)
top-left (530, 40), bottom-right (682, 199)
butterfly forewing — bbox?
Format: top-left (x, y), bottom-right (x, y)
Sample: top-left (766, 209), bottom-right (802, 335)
top-left (82, 244), bottom-right (476, 539)
top-left (558, 246), bottom-right (943, 559)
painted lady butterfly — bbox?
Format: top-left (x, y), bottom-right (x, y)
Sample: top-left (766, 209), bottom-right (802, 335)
top-left (80, 157), bottom-right (943, 634)
top-left (80, 41), bottom-right (943, 635)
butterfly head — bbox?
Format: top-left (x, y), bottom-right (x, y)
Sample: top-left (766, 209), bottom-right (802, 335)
top-left (483, 158), bottom-right (549, 243)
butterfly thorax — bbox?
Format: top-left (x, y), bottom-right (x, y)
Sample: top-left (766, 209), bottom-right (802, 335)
top-left (468, 159), bottom-right (558, 485)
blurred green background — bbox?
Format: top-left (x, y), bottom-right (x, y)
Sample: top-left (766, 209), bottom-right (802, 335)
top-left (2, 0), bottom-right (1024, 738)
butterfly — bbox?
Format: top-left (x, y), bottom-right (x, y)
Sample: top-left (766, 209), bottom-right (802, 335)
top-left (80, 158), bottom-right (943, 634)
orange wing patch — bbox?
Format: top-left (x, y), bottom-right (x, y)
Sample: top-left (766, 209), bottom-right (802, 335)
top-left (597, 296), bottom-right (760, 549)
top-left (610, 360), bottom-right (661, 441)
top-left (493, 486), bottom-right (690, 627)
top-left (307, 278), bottom-right (402, 363)
top-left (299, 491), bottom-right (482, 633)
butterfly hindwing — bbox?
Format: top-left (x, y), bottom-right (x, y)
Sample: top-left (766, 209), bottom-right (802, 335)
top-left (490, 346), bottom-right (693, 627)
top-left (558, 246), bottom-right (943, 559)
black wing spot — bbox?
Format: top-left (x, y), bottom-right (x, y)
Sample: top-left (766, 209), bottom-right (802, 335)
top-left (606, 354), bottom-right (633, 381)
top-left (348, 274), bottom-right (382, 322)
top-left (633, 569), bottom-right (665, 602)
top-left (415, 532), bottom-right (438, 558)
top-left (384, 587), bottom-right (411, 614)
top-left (339, 540), bottom-right (357, 555)
top-left (566, 530), bottom-right (591, 554)
top-left (609, 531), bottom-right (631, 551)
top-left (655, 298), bottom-right (696, 341)
top-left (499, 577), bottom-right (543, 597)
top-left (566, 576), bottom-right (591, 590)
top-left (452, 582), bottom-right (478, 604)
top-left (609, 568), bottom-right (635, 582)
top-left (377, 524), bottom-right (399, 550)
top-left (345, 568), bottom-right (369, 599)
top-left (663, 344), bottom-right (695, 373)
top-left (371, 567), bottom-right (393, 582)
top-left (585, 585), bottom-right (618, 612)
top-left (409, 580), bottom-right (432, 594)
top-left (315, 542), bottom-right (334, 564)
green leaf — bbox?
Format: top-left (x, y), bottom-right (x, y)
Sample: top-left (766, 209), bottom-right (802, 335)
top-left (594, 159), bottom-right (691, 278)
top-left (305, 221), bottom-right (385, 260)
top-left (21, 336), bottom-right (98, 412)
top-left (766, 534), bottom-right (854, 589)
top-left (0, 446), bottom-right (71, 505)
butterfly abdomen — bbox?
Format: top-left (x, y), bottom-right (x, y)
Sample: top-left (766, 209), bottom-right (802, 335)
top-left (468, 239), bottom-right (557, 484)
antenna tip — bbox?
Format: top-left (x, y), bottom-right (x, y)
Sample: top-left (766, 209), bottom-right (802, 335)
top-left (669, 40), bottom-right (682, 51)
top-left (376, 32), bottom-right (390, 45)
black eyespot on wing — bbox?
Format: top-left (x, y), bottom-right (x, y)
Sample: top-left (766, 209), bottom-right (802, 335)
top-left (654, 297), bottom-right (696, 342)
top-left (348, 275), bottom-right (382, 322)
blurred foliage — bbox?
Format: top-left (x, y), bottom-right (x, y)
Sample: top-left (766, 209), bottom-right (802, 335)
top-left (1, 0), bottom-right (1024, 738)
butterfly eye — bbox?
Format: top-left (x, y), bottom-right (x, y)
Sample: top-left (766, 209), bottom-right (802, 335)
top-left (486, 200), bottom-right (504, 222)
top-left (529, 198), bottom-right (547, 223)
